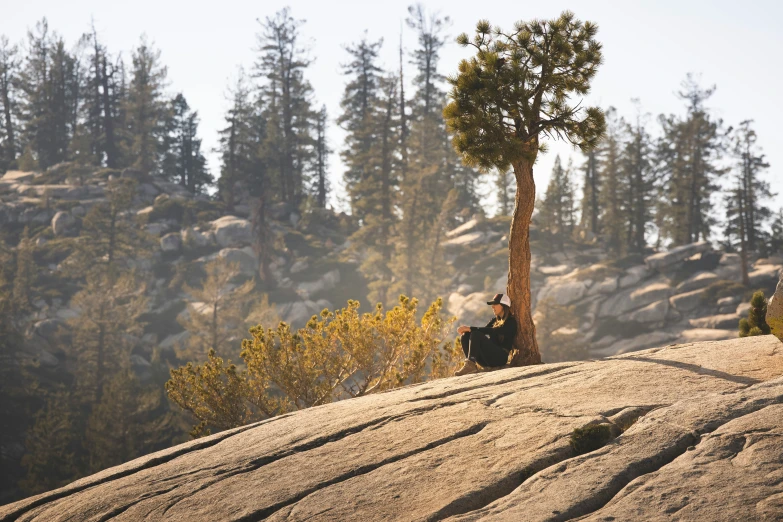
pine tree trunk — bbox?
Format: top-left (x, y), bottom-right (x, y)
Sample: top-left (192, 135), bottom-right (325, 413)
top-left (100, 56), bottom-right (118, 169)
top-left (508, 155), bottom-right (541, 366)
top-left (252, 195), bottom-right (272, 285)
top-left (1, 59), bottom-right (16, 163)
top-left (738, 188), bottom-right (750, 286)
top-left (589, 151), bottom-right (598, 234)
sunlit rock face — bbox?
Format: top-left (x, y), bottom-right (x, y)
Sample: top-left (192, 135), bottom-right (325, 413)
top-left (769, 275), bottom-right (783, 342)
top-left (2, 336), bottom-right (783, 522)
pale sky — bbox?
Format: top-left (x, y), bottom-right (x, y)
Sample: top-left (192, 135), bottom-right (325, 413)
top-left (3, 0), bottom-right (782, 224)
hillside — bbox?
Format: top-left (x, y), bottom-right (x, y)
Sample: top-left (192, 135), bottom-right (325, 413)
top-left (2, 163), bottom-right (782, 505)
top-left (2, 335), bottom-right (782, 521)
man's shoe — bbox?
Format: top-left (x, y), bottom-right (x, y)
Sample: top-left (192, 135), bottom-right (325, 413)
top-left (454, 359), bottom-right (479, 376)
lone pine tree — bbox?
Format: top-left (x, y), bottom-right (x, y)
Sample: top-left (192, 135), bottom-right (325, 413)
top-left (444, 12), bottom-right (605, 365)
top-left (739, 291), bottom-right (771, 337)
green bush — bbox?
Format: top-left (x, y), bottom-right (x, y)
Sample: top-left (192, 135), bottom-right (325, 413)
top-left (570, 424), bottom-right (613, 455)
top-left (739, 291), bottom-right (771, 337)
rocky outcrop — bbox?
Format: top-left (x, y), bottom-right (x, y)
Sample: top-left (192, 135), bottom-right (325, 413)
top-left (770, 274), bottom-right (783, 343)
top-left (644, 241), bottom-right (710, 270)
top-left (2, 335), bottom-right (782, 521)
top-left (210, 215), bottom-right (252, 248)
top-left (50, 211), bottom-right (75, 236)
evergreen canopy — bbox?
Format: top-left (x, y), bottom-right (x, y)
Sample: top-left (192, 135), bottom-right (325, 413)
top-left (444, 11), bottom-right (606, 171)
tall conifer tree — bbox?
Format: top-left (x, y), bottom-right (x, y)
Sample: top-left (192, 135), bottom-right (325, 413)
top-left (125, 37), bottom-right (167, 175)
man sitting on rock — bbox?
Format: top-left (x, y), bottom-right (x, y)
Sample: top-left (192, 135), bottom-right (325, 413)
top-left (454, 293), bottom-right (517, 376)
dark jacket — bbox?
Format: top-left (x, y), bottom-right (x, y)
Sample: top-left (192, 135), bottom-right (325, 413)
top-left (470, 315), bottom-right (517, 352)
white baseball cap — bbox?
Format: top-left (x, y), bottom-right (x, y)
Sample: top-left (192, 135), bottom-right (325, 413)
top-left (486, 293), bottom-right (511, 307)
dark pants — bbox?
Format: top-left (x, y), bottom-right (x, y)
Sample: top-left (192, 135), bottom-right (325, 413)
top-left (461, 331), bottom-right (509, 368)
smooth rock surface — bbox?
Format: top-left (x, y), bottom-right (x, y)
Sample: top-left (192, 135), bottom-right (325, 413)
top-left (748, 264), bottom-right (782, 286)
top-left (537, 280), bottom-right (588, 306)
top-left (644, 241), bottom-right (711, 270)
top-left (670, 287), bottom-right (708, 312)
top-left (211, 215), bottom-right (252, 248)
top-left (51, 211), bottom-right (75, 236)
top-left (676, 328), bottom-right (736, 343)
top-left (675, 271), bottom-right (718, 293)
top-left (160, 232), bottom-right (182, 252)
top-left (443, 231), bottom-right (485, 248)
top-left (624, 299), bottom-right (669, 324)
top-left (445, 218), bottom-right (480, 238)
top-left (689, 314), bottom-right (741, 330)
top-left (770, 275), bottom-right (783, 342)
top-left (5, 337), bottom-right (781, 522)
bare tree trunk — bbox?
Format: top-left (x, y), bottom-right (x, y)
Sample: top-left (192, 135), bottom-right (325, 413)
top-left (508, 154), bottom-right (541, 366)
top-left (252, 194), bottom-right (272, 286)
top-left (738, 186), bottom-right (750, 286)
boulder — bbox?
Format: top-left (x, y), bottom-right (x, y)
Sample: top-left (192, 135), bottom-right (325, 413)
top-left (676, 328), bottom-right (736, 343)
top-left (445, 218), bottom-right (480, 238)
top-left (629, 281), bottom-right (672, 305)
top-left (624, 299), bottom-right (669, 324)
top-left (138, 183), bottom-right (160, 197)
top-left (719, 252), bottom-right (740, 266)
top-left (277, 300), bottom-right (322, 327)
top-left (4, 336), bottom-right (783, 521)
top-left (21, 207), bottom-right (53, 225)
top-left (70, 205), bottom-right (85, 218)
top-left (159, 331), bottom-right (191, 354)
top-left (539, 265), bottom-right (570, 276)
top-left (755, 255), bottom-right (783, 265)
top-left (449, 291), bottom-right (491, 325)
top-left (144, 223), bottom-right (169, 237)
top-left (443, 231), bottom-right (485, 248)
top-left (1, 170), bottom-right (36, 183)
top-left (618, 265), bottom-right (648, 288)
top-left (137, 206), bottom-right (154, 219)
top-left (211, 216), bottom-right (252, 248)
top-left (160, 232), bottom-right (182, 252)
top-left (769, 274), bottom-right (783, 342)
top-left (736, 302), bottom-right (751, 318)
top-left (289, 259), bottom-right (310, 274)
top-left (587, 277), bottom-right (618, 296)
top-left (130, 354), bottom-right (152, 381)
top-left (675, 271), bottom-right (718, 293)
top-left (669, 287), bottom-right (708, 312)
top-left (447, 292), bottom-right (467, 318)
top-left (270, 201), bottom-right (293, 220)
top-left (644, 241), bottom-right (711, 270)
top-left (537, 280), bottom-right (588, 306)
top-left (182, 227), bottom-right (215, 248)
top-left (456, 283), bottom-right (474, 295)
top-left (599, 280), bottom-right (670, 318)
top-left (592, 331), bottom-right (678, 357)
top-left (218, 247), bottom-right (258, 277)
top-left (51, 210), bottom-right (76, 236)
top-left (17, 184), bottom-right (87, 200)
top-left (32, 318), bottom-right (67, 342)
top-left (296, 269), bottom-right (340, 300)
top-left (748, 264), bottom-right (782, 286)
top-left (689, 314), bottom-right (741, 330)
top-left (717, 296), bottom-right (739, 308)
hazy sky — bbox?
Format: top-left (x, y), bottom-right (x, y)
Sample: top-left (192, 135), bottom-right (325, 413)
top-left (4, 0), bottom-right (782, 221)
